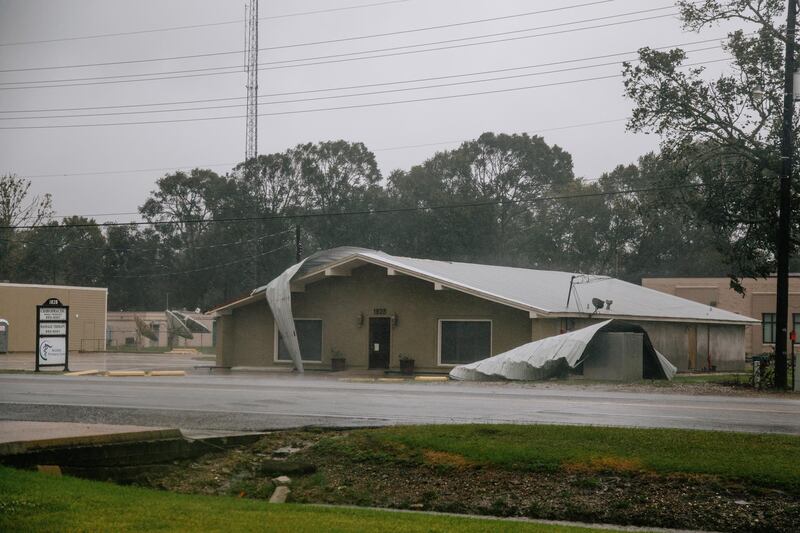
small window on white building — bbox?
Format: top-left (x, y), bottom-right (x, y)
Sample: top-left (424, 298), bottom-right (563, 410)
top-left (438, 320), bottom-right (491, 365)
top-left (277, 319), bottom-right (322, 362)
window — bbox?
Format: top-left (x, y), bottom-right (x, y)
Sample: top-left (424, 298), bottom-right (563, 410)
top-left (438, 320), bottom-right (491, 365)
top-left (762, 313), bottom-right (776, 344)
top-left (793, 314), bottom-right (800, 344)
top-left (277, 319), bottom-right (322, 362)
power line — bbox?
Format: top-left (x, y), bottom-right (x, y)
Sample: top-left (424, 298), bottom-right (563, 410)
top-left (0, 0), bottom-right (412, 48)
top-left (0, 7), bottom-right (682, 89)
top-left (24, 163), bottom-right (237, 179)
top-left (5, 227), bottom-right (294, 253)
top-left (374, 118), bottom-right (631, 153)
top-left (1, 179), bottom-right (756, 231)
top-left (0, 48), bottom-right (724, 122)
top-left (0, 58), bottom-right (731, 130)
top-left (110, 243), bottom-right (293, 279)
top-left (17, 117), bottom-right (630, 180)
top-left (0, 37), bottom-right (727, 116)
top-left (256, 7), bottom-right (680, 68)
top-left (0, 1), bottom-right (614, 73)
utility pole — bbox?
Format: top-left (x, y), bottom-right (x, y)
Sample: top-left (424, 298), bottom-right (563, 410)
top-left (244, 0), bottom-right (259, 162)
top-left (775, 0), bottom-right (797, 390)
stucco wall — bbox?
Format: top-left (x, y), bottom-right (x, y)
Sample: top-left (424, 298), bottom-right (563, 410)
top-left (219, 264), bottom-right (531, 370)
top-left (219, 300), bottom-right (275, 367)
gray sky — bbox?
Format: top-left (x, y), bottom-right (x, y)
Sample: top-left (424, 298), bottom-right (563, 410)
top-left (0, 0), bottom-right (736, 222)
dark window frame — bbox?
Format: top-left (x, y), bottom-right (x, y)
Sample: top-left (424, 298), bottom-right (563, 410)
top-left (438, 319), bottom-right (492, 366)
top-left (762, 313), bottom-right (776, 345)
top-left (276, 319), bottom-right (323, 362)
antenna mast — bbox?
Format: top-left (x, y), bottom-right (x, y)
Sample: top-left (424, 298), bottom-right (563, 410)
top-left (244, 0), bottom-right (259, 161)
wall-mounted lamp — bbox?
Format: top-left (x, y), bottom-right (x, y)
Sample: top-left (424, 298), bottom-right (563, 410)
top-left (391, 313), bottom-right (399, 327)
top-left (356, 312), bottom-right (364, 327)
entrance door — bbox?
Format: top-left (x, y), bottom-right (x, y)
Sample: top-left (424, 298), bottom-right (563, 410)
top-left (368, 317), bottom-right (391, 369)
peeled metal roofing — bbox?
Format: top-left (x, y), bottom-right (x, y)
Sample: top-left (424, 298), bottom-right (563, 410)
top-left (287, 249), bottom-right (756, 325)
top-left (449, 319), bottom-right (678, 381)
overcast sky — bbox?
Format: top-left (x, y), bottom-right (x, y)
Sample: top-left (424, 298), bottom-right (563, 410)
top-left (0, 0), bottom-right (737, 222)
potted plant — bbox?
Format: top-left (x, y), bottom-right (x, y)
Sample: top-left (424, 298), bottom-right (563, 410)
top-left (330, 348), bottom-right (346, 372)
top-left (399, 353), bottom-right (415, 376)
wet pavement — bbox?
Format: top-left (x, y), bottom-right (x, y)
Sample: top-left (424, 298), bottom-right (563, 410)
top-left (0, 351), bottom-right (210, 372)
top-left (1, 371), bottom-right (799, 434)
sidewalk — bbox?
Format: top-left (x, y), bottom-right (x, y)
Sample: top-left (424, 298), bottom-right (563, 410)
top-left (0, 420), bottom-right (180, 455)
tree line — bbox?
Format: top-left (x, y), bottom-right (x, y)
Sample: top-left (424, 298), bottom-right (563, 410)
top-left (0, 133), bottom-right (743, 311)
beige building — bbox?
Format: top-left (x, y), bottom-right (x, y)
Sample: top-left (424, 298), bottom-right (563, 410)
top-left (211, 249), bottom-right (756, 373)
top-left (0, 282), bottom-right (107, 352)
top-left (643, 276), bottom-right (800, 355)
top-left (107, 311), bottom-right (214, 349)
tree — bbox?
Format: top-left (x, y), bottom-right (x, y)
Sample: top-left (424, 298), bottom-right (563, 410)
top-left (622, 0), bottom-right (795, 285)
top-left (595, 153), bottom-right (728, 281)
top-left (104, 225), bottom-right (167, 310)
top-left (0, 174), bottom-right (53, 280)
top-left (293, 140), bottom-right (384, 251)
top-left (386, 132), bottom-right (577, 265)
top-left (14, 217), bottom-right (105, 286)
top-left (139, 169), bottom-right (240, 309)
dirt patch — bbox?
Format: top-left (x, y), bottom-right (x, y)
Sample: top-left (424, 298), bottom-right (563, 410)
top-left (144, 429), bottom-right (800, 533)
top-left (563, 456), bottom-right (644, 474)
top-left (422, 450), bottom-right (476, 469)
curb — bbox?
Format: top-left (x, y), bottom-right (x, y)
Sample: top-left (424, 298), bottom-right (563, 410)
top-left (0, 427), bottom-right (183, 456)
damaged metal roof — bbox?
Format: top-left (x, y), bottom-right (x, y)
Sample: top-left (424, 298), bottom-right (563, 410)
top-left (263, 248), bottom-right (755, 325)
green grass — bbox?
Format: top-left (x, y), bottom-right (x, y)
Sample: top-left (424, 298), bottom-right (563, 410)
top-left (323, 425), bottom-right (800, 491)
top-left (0, 467), bottom-right (604, 533)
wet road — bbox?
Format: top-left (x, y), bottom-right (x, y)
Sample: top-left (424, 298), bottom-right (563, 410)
top-left (1, 373), bottom-right (799, 434)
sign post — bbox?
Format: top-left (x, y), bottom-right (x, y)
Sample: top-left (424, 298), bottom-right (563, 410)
top-left (35, 298), bottom-right (69, 372)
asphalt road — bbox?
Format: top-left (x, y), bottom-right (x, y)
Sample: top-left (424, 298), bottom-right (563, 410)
top-left (1, 373), bottom-right (799, 434)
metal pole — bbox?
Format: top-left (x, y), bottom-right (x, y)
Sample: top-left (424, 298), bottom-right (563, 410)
top-left (775, 0), bottom-right (797, 390)
top-left (244, 0), bottom-right (259, 161)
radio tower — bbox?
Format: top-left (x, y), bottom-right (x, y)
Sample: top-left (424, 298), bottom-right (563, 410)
top-left (244, 0), bottom-right (259, 161)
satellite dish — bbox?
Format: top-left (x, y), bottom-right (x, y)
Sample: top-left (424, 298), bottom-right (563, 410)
top-left (166, 310), bottom-right (194, 340)
top-left (591, 298), bottom-right (605, 312)
top-left (172, 311), bottom-right (211, 335)
top-left (134, 315), bottom-right (159, 342)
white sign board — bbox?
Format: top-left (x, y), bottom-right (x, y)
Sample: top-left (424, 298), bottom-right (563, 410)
top-left (37, 337), bottom-right (66, 366)
top-left (39, 307), bottom-right (67, 322)
top-left (39, 322), bottom-right (67, 336)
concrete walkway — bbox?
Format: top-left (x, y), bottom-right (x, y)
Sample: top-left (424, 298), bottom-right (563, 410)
top-left (0, 420), bottom-right (180, 455)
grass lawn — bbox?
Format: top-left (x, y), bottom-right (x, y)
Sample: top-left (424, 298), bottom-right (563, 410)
top-left (322, 424), bottom-right (800, 491)
top-left (0, 467), bottom-right (604, 533)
